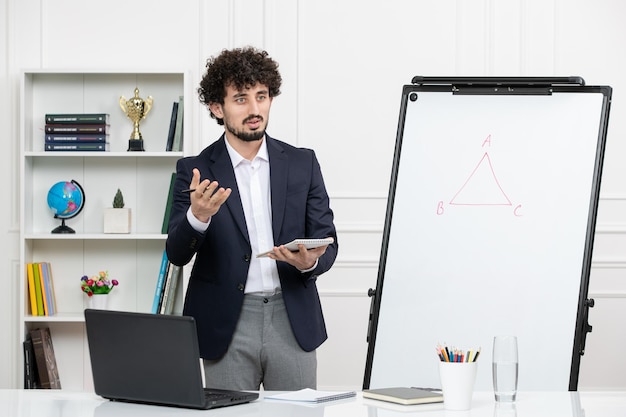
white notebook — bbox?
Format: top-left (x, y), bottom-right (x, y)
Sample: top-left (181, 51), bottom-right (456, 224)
top-left (265, 388), bottom-right (356, 403)
top-left (256, 238), bottom-right (334, 258)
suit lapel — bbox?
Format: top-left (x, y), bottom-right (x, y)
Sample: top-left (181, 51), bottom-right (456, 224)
top-left (267, 136), bottom-right (288, 240)
top-left (208, 137), bottom-right (249, 243)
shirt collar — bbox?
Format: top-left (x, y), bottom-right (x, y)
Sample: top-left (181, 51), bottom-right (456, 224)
top-left (224, 136), bottom-right (269, 168)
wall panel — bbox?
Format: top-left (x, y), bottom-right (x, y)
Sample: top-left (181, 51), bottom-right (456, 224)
top-left (2, 0), bottom-right (626, 390)
top-left (297, 0), bottom-right (458, 196)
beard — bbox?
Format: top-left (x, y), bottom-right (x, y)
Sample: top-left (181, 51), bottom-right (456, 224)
top-left (225, 115), bottom-right (266, 142)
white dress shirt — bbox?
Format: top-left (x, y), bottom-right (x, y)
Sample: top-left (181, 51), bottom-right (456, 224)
top-left (186, 138), bottom-right (281, 294)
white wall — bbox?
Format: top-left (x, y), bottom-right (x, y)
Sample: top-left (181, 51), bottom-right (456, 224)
top-left (1, 0), bottom-right (625, 390)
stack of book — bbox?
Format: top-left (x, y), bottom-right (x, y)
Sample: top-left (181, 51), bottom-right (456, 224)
top-left (44, 113), bottom-right (110, 151)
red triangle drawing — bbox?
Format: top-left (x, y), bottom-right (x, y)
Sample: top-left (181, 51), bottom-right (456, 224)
top-left (449, 152), bottom-right (512, 206)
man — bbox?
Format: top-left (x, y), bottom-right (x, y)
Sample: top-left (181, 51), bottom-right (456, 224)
top-left (166, 47), bottom-right (338, 391)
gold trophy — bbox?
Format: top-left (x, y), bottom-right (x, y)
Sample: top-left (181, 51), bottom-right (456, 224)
top-left (119, 87), bottom-right (153, 151)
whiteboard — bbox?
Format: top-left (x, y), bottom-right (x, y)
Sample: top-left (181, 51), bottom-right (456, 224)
top-left (364, 80), bottom-right (611, 392)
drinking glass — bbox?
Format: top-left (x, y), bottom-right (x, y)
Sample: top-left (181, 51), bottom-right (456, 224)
top-left (492, 335), bottom-right (518, 402)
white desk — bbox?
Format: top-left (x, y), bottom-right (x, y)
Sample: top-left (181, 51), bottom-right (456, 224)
top-left (1, 390), bottom-right (625, 417)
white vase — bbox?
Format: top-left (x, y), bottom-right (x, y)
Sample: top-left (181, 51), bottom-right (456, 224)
top-left (88, 294), bottom-right (109, 310)
top-left (103, 208), bottom-right (131, 234)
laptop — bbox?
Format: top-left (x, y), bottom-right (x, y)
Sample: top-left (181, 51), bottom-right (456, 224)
top-left (84, 309), bottom-right (259, 409)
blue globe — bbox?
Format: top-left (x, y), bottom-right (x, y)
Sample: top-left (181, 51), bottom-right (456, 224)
top-left (47, 180), bottom-right (85, 233)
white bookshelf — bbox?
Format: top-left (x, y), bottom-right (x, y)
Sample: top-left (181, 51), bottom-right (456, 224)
top-left (18, 70), bottom-right (190, 390)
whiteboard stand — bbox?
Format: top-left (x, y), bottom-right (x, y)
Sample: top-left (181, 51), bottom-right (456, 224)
top-left (364, 77), bottom-right (612, 391)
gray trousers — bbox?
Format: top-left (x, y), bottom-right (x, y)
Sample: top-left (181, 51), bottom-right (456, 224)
top-left (203, 293), bottom-right (317, 391)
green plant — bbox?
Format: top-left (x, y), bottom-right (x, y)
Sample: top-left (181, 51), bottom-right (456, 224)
top-left (113, 188), bottom-right (125, 208)
top-left (80, 271), bottom-right (119, 296)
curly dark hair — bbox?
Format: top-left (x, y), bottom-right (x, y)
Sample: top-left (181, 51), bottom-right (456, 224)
top-left (198, 46), bottom-right (282, 125)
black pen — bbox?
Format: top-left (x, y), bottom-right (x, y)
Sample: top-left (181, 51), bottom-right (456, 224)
top-left (182, 186), bottom-right (213, 194)
top-left (182, 179), bottom-right (213, 193)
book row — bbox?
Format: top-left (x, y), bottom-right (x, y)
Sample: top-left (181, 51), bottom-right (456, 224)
top-left (151, 249), bottom-right (182, 315)
top-left (24, 327), bottom-right (62, 389)
top-left (151, 172), bottom-right (182, 314)
top-left (26, 262), bottom-right (57, 316)
top-left (166, 97), bottom-right (184, 152)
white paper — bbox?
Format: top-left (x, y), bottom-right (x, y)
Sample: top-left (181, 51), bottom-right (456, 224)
top-left (265, 388), bottom-right (356, 403)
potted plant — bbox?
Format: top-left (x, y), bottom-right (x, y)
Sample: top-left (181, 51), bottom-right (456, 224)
top-left (81, 270), bottom-right (119, 310)
top-left (103, 188), bottom-right (131, 233)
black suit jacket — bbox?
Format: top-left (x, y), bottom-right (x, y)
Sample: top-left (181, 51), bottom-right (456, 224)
top-left (166, 134), bottom-right (338, 359)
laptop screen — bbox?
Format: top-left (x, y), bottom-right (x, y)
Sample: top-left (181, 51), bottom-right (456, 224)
top-left (85, 309), bottom-right (210, 408)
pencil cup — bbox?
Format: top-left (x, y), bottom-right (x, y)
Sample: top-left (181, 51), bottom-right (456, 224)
top-left (438, 361), bottom-right (477, 411)
top-left (492, 335), bottom-right (518, 402)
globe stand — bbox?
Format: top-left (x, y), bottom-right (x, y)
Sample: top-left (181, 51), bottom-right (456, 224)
top-left (51, 218), bottom-right (76, 234)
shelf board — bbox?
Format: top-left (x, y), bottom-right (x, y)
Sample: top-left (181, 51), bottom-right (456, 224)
top-left (25, 151), bottom-right (183, 158)
top-left (24, 313), bottom-right (85, 323)
top-left (23, 68), bottom-right (187, 75)
top-left (24, 233), bottom-right (167, 240)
